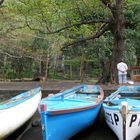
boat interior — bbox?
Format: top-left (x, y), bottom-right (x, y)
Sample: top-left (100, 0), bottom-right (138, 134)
top-left (105, 90), bottom-right (140, 106)
top-left (118, 90), bottom-right (140, 99)
top-left (44, 89), bottom-right (102, 111)
top-left (64, 90), bottom-right (100, 101)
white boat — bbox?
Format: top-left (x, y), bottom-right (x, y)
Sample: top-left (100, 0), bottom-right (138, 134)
top-left (0, 87), bottom-right (42, 139)
top-left (103, 86), bottom-right (140, 140)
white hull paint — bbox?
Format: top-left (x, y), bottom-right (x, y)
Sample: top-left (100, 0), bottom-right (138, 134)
top-left (0, 91), bottom-right (41, 139)
top-left (104, 107), bottom-right (140, 140)
top-left (103, 85), bottom-right (140, 140)
top-left (104, 108), bottom-right (123, 140)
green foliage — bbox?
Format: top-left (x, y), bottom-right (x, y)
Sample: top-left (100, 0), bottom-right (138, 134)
top-left (0, 0), bottom-right (139, 81)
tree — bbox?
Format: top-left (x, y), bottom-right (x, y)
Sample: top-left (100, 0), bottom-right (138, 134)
top-left (99, 0), bottom-right (125, 83)
top-left (62, 0), bottom-right (125, 84)
top-left (0, 0), bottom-right (139, 82)
top-left (0, 0), bottom-right (4, 6)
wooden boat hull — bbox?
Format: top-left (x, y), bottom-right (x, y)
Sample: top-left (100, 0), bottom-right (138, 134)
top-left (104, 107), bottom-right (140, 140)
top-left (0, 87), bottom-right (42, 139)
top-left (103, 86), bottom-right (140, 140)
top-left (39, 84), bottom-right (104, 140)
top-left (41, 104), bottom-right (101, 140)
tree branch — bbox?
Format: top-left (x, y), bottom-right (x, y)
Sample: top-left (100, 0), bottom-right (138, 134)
top-left (0, 49), bottom-right (49, 61)
top-left (101, 0), bottom-right (113, 10)
top-left (62, 23), bottom-right (110, 49)
top-left (0, 0), bottom-right (4, 6)
top-left (24, 14), bottom-right (110, 34)
top-left (52, 19), bottom-right (110, 33)
top-left (0, 49), bottom-right (22, 59)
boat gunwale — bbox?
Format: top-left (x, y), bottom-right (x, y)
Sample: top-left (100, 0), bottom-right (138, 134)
top-left (46, 102), bottom-right (102, 115)
top-left (0, 87), bottom-right (41, 110)
top-left (103, 86), bottom-right (140, 111)
top-left (42, 86), bottom-right (104, 115)
top-left (103, 101), bottom-right (140, 111)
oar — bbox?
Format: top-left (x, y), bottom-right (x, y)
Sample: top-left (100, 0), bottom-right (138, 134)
top-left (103, 89), bottom-right (120, 105)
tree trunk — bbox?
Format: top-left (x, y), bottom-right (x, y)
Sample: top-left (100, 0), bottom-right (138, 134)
top-left (136, 51), bottom-right (140, 66)
top-left (45, 54), bottom-right (49, 80)
top-left (98, 60), bottom-right (111, 84)
top-left (70, 64), bottom-right (73, 78)
top-left (80, 53), bottom-right (85, 83)
top-left (99, 0), bottom-right (125, 84)
top-left (110, 0), bottom-right (125, 83)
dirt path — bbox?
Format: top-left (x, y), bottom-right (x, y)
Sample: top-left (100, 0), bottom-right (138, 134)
top-left (0, 80), bottom-right (120, 91)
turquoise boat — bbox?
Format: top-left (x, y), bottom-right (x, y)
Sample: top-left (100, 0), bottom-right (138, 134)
top-left (38, 84), bottom-right (104, 140)
top-left (103, 86), bottom-right (140, 140)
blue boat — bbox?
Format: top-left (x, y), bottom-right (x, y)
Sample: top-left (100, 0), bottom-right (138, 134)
top-left (38, 84), bottom-right (104, 140)
top-left (103, 86), bottom-right (140, 140)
